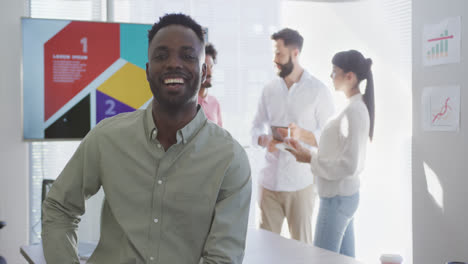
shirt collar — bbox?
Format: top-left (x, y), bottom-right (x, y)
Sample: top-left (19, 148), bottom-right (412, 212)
top-left (296, 69), bottom-right (309, 85)
top-left (281, 69), bottom-right (310, 89)
top-left (145, 101), bottom-right (207, 144)
top-left (348, 93), bottom-right (363, 103)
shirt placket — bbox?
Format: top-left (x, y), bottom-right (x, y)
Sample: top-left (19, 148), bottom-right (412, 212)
top-left (147, 130), bottom-right (174, 263)
top-left (286, 83), bottom-right (298, 125)
top-left (286, 84), bottom-right (295, 123)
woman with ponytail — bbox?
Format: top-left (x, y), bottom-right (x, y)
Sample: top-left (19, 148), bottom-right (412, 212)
top-left (285, 50), bottom-right (374, 257)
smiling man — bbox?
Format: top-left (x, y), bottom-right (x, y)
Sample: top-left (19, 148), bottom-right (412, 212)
top-left (42, 13), bottom-right (252, 264)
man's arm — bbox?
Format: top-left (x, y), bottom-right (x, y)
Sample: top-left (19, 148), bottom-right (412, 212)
top-left (42, 132), bottom-right (101, 264)
top-left (201, 146), bottom-right (252, 264)
top-left (251, 89), bottom-right (269, 147)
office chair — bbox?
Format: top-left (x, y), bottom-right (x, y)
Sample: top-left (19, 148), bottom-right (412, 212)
top-left (0, 221), bottom-right (6, 264)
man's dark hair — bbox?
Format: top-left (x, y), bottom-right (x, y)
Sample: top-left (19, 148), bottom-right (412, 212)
top-left (271, 28), bottom-right (304, 52)
top-left (205, 43), bottom-right (217, 63)
top-left (148, 13), bottom-right (205, 44)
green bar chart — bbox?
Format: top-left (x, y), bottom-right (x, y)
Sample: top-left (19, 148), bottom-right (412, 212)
top-left (423, 16), bottom-right (460, 66)
top-left (426, 30), bottom-right (452, 59)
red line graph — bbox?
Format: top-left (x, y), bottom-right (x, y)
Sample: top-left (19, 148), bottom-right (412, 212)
top-left (432, 97), bottom-right (452, 123)
top-left (428, 35), bottom-right (454, 42)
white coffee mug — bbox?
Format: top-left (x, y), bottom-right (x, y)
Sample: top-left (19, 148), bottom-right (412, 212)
top-left (380, 254), bottom-right (403, 264)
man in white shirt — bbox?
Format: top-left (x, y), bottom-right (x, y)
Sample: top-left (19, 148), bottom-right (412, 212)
top-left (251, 28), bottom-right (334, 243)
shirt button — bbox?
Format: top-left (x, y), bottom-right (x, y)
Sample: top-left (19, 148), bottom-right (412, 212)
top-left (157, 144), bottom-right (162, 148)
top-left (150, 256), bottom-right (155, 261)
top-left (158, 180), bottom-right (162, 185)
top-left (153, 218), bottom-right (159, 223)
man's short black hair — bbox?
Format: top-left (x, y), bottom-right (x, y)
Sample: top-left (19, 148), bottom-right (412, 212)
top-left (148, 13), bottom-right (205, 45)
top-left (205, 43), bottom-right (217, 63)
top-left (271, 28), bottom-right (304, 52)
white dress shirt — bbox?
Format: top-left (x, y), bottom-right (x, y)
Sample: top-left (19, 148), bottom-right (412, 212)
top-left (310, 93), bottom-right (370, 197)
top-left (251, 70), bottom-right (335, 192)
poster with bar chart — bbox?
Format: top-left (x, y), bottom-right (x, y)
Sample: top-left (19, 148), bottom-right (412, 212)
top-left (422, 85), bottom-right (460, 132)
top-left (423, 16), bottom-right (461, 66)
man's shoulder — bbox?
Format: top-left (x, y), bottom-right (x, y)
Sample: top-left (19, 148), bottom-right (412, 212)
top-left (206, 94), bottom-right (221, 105)
top-left (264, 77), bottom-right (282, 89)
top-left (260, 77), bottom-right (284, 96)
top-left (202, 123), bottom-right (246, 154)
top-left (301, 71), bottom-right (327, 89)
top-left (93, 110), bottom-right (145, 134)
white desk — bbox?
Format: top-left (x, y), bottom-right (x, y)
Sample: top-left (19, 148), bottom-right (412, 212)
top-left (21, 228), bottom-right (363, 264)
top-left (245, 228), bottom-right (363, 264)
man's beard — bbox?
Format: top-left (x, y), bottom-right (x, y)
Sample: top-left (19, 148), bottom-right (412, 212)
top-left (148, 73), bottom-right (199, 111)
top-left (277, 56), bottom-right (294, 78)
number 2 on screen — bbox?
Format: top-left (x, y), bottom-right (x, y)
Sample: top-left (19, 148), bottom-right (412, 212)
top-left (105, 100), bottom-right (116, 116)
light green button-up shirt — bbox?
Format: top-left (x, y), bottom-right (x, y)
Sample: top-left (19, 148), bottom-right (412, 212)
top-left (42, 103), bottom-right (252, 264)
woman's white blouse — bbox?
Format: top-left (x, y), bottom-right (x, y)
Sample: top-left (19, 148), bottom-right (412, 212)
top-left (310, 93), bottom-right (370, 197)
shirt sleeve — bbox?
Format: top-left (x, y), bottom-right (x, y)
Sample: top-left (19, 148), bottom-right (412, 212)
top-left (41, 130), bottom-right (102, 264)
top-left (311, 86), bottom-right (335, 144)
top-left (310, 107), bottom-right (366, 181)
top-left (251, 88), bottom-right (269, 147)
top-left (202, 146), bottom-right (252, 264)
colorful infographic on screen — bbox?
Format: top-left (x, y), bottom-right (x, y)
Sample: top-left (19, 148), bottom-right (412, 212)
top-left (22, 18), bottom-right (153, 139)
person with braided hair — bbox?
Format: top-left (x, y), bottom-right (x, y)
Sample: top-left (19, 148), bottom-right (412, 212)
top-left (284, 49), bottom-right (375, 257)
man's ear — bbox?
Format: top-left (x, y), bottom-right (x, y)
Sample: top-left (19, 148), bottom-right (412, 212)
top-left (146, 62), bottom-right (149, 81)
top-left (201, 62), bottom-right (207, 83)
top-left (293, 48), bottom-right (300, 58)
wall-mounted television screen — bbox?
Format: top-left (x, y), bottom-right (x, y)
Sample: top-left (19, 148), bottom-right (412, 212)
top-left (22, 18), bottom-right (153, 140)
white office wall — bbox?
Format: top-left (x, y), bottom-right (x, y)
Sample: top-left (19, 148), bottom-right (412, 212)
top-left (0, 1), bottom-right (29, 263)
top-left (412, 1), bottom-right (468, 263)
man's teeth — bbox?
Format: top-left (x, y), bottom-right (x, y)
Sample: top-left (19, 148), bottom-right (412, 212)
top-left (164, 78), bottom-right (184, 84)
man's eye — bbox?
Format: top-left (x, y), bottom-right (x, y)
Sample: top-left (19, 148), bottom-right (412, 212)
top-left (183, 54), bottom-right (196, 60)
top-left (153, 54), bottom-right (167, 60)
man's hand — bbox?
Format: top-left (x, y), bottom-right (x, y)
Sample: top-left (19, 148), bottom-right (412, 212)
top-left (267, 139), bottom-right (282, 153)
top-left (258, 134), bottom-right (282, 153)
top-left (258, 134), bottom-right (272, 147)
